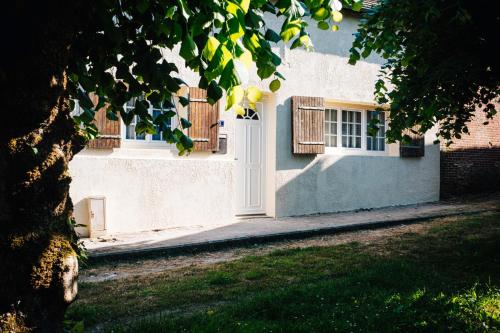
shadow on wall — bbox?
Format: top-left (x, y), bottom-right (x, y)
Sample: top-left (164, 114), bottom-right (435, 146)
top-left (73, 198), bottom-right (89, 237)
top-left (275, 152), bottom-right (439, 217)
top-left (265, 11), bottom-right (384, 63)
top-left (441, 147), bottom-right (500, 198)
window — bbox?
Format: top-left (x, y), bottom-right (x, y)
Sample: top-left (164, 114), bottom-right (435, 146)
top-left (323, 107), bottom-right (387, 153)
top-left (366, 111), bottom-right (386, 151)
top-left (341, 110), bottom-right (361, 148)
top-left (124, 97), bottom-right (174, 142)
top-left (324, 108), bottom-right (338, 147)
top-left (236, 108), bottom-right (260, 120)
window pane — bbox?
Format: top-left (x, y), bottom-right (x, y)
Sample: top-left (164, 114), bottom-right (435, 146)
top-left (356, 112), bottom-right (361, 123)
top-left (126, 125), bottom-right (135, 140)
top-left (331, 123), bottom-right (337, 135)
top-left (325, 109), bottom-right (330, 121)
top-left (331, 136), bottom-right (337, 147)
top-left (324, 122), bottom-right (329, 135)
top-left (342, 111), bottom-right (347, 122)
top-left (366, 111), bottom-right (386, 151)
top-left (152, 110), bottom-right (162, 141)
top-left (355, 137), bottom-right (361, 148)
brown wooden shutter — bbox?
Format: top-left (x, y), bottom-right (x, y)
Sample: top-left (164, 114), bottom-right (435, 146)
top-left (188, 87), bottom-right (219, 152)
top-left (400, 126), bottom-right (425, 157)
top-left (87, 94), bottom-right (121, 149)
top-left (292, 96), bottom-right (325, 154)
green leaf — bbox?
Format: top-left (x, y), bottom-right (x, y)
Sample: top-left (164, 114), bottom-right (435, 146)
top-left (228, 17), bottom-right (245, 41)
top-left (134, 100), bottom-right (150, 117)
top-left (202, 36), bottom-right (220, 61)
top-left (269, 79), bottom-right (281, 92)
top-left (257, 62), bottom-right (275, 79)
top-left (165, 6), bottom-right (177, 19)
top-left (352, 0), bottom-right (363, 12)
top-left (120, 109), bottom-right (135, 126)
top-left (219, 60), bottom-right (241, 90)
top-left (205, 44), bottom-right (233, 82)
top-left (274, 72), bottom-right (286, 80)
top-left (78, 107), bottom-right (95, 124)
top-left (207, 81), bottom-right (223, 104)
top-left (226, 1), bottom-right (242, 16)
top-left (237, 0), bottom-right (250, 13)
top-left (312, 7), bottom-right (329, 20)
top-left (180, 34), bottom-right (198, 62)
top-left (176, 0), bottom-right (192, 19)
top-left (265, 29), bottom-right (281, 43)
top-left (317, 21), bottom-right (329, 30)
top-left (226, 85), bottom-right (244, 110)
top-left (106, 110), bottom-right (119, 121)
top-left (136, 119), bottom-right (157, 135)
top-left (179, 96), bottom-right (189, 107)
top-left (163, 128), bottom-right (178, 143)
top-left (290, 37), bottom-right (302, 50)
top-left (77, 90), bottom-right (94, 109)
top-left (164, 110), bottom-right (177, 118)
top-left (243, 33), bottom-right (261, 54)
top-left (180, 133), bottom-right (194, 149)
top-left (180, 117), bottom-right (192, 129)
top-left (246, 86), bottom-right (262, 103)
top-left (280, 20), bottom-right (302, 42)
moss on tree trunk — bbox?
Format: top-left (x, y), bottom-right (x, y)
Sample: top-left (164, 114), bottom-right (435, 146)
top-left (0, 1), bottom-right (87, 331)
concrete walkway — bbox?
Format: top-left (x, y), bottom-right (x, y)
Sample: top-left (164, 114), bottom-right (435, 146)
top-left (84, 194), bottom-right (500, 260)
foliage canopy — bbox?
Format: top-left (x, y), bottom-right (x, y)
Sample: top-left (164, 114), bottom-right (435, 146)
top-left (350, 0), bottom-right (499, 144)
top-left (69, 0), bottom-right (362, 154)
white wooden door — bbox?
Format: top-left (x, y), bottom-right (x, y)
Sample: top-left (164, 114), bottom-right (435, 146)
top-left (88, 196), bottom-right (106, 237)
top-left (235, 105), bottom-right (266, 215)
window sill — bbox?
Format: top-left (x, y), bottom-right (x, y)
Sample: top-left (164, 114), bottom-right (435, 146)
top-left (121, 139), bottom-right (177, 150)
top-left (323, 147), bottom-right (390, 157)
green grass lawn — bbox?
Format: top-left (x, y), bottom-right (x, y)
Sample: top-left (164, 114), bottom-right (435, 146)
top-left (67, 213), bottom-right (500, 332)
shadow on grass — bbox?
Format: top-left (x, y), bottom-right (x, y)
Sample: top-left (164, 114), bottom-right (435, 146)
top-left (69, 214), bottom-right (500, 333)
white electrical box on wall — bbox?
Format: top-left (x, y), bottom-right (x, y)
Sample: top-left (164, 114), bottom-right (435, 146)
top-left (88, 196), bottom-right (106, 238)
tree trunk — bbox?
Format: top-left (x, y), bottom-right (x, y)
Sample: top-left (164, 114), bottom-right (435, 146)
top-left (0, 2), bottom-right (86, 332)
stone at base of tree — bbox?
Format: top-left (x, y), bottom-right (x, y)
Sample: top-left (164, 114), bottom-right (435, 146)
top-left (61, 253), bottom-right (78, 304)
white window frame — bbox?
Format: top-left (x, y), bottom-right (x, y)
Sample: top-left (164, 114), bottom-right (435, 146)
top-left (121, 97), bottom-right (178, 149)
top-left (324, 105), bottom-right (389, 156)
top-left (366, 110), bottom-right (387, 152)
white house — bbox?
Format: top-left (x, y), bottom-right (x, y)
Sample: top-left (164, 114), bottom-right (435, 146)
top-left (70, 11), bottom-right (440, 237)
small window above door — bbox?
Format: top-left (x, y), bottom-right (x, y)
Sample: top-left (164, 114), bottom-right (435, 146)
top-left (237, 108), bottom-right (260, 120)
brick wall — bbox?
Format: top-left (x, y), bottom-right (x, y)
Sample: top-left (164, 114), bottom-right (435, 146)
top-left (440, 105), bottom-right (500, 197)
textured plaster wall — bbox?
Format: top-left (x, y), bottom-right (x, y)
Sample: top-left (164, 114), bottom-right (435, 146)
top-left (70, 149), bottom-right (235, 236)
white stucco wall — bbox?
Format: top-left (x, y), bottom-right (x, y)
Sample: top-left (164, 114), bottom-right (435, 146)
top-left (69, 12), bottom-right (440, 235)
top-left (70, 149), bottom-right (235, 236)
